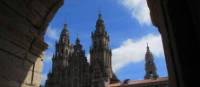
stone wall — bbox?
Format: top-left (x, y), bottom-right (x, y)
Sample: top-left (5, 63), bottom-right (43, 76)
top-left (0, 0), bottom-right (63, 87)
top-left (147, 0), bottom-right (200, 87)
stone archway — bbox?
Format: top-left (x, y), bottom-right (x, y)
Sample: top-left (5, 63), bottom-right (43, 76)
top-left (147, 0), bottom-right (200, 87)
top-left (0, 0), bottom-right (199, 87)
top-left (0, 0), bottom-right (63, 87)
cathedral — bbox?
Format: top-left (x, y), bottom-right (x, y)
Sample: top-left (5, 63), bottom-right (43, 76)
top-left (45, 13), bottom-right (168, 87)
top-left (0, 0), bottom-right (197, 87)
top-left (45, 13), bottom-right (119, 87)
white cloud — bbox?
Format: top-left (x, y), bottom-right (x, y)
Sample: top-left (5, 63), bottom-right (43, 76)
top-left (46, 26), bottom-right (60, 40)
top-left (119, 0), bottom-right (151, 25)
top-left (112, 34), bottom-right (164, 72)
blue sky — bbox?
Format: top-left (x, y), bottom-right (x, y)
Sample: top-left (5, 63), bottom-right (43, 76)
top-left (41, 0), bottom-right (168, 85)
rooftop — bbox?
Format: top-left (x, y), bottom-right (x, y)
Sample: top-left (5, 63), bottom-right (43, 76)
top-left (109, 77), bottom-right (168, 87)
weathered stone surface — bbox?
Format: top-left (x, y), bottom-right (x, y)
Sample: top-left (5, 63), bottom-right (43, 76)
top-left (45, 24), bottom-right (91, 87)
top-left (0, 0), bottom-right (63, 87)
top-left (0, 0), bottom-right (63, 36)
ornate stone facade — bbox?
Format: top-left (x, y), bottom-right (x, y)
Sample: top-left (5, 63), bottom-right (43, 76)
top-left (45, 24), bottom-right (91, 87)
top-left (90, 13), bottom-right (119, 87)
top-left (45, 13), bottom-right (167, 87)
top-left (45, 24), bottom-right (73, 87)
top-left (45, 13), bottom-right (119, 87)
top-left (66, 37), bottom-right (91, 87)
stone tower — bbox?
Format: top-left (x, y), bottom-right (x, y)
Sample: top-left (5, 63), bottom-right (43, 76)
top-left (90, 13), bottom-right (118, 87)
top-left (64, 37), bottom-right (91, 87)
top-left (144, 44), bottom-right (159, 79)
top-left (45, 23), bottom-right (72, 87)
top-left (45, 23), bottom-right (91, 87)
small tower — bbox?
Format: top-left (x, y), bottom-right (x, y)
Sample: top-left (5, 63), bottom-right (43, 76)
top-left (144, 43), bottom-right (159, 79)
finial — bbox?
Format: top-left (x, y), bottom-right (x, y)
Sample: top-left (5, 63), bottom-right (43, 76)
top-left (64, 18), bottom-right (68, 28)
top-left (77, 33), bottom-right (79, 39)
top-left (98, 10), bottom-right (102, 20)
top-left (146, 42), bottom-right (150, 52)
top-left (98, 5), bottom-right (102, 16)
top-left (76, 33), bottom-right (80, 44)
top-left (62, 19), bottom-right (68, 33)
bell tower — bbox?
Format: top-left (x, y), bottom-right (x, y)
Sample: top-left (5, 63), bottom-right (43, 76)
top-left (90, 13), bottom-right (113, 87)
top-left (53, 23), bottom-right (71, 70)
top-left (45, 23), bottom-right (72, 87)
top-left (144, 44), bottom-right (159, 79)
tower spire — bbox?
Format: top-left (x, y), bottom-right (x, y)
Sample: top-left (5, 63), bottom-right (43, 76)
top-left (64, 17), bottom-right (68, 28)
top-left (98, 10), bottom-right (102, 20)
top-left (144, 44), bottom-right (159, 79)
top-left (59, 23), bottom-right (70, 45)
top-left (95, 12), bottom-right (105, 33)
top-left (147, 43), bottom-right (150, 52)
top-left (76, 33), bottom-right (80, 45)
top-left (61, 22), bottom-right (68, 36)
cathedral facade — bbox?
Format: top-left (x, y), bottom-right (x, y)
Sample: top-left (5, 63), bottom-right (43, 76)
top-left (45, 13), bottom-right (119, 87)
top-left (45, 13), bottom-right (167, 87)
